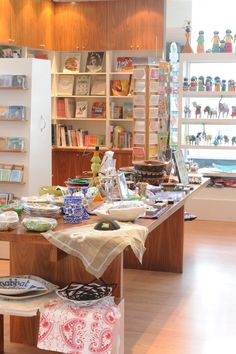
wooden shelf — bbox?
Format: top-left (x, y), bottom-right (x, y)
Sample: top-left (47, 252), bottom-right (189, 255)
top-left (55, 72), bottom-right (106, 75)
top-left (0, 181), bottom-right (24, 184)
top-left (109, 95), bottom-right (133, 98)
top-left (110, 71), bottom-right (133, 75)
top-left (182, 118), bottom-right (236, 125)
top-left (0, 150), bottom-right (26, 153)
top-left (54, 95), bottom-right (106, 98)
top-left (180, 145), bottom-right (236, 150)
top-left (0, 118), bottom-right (26, 122)
top-left (182, 91), bottom-right (236, 98)
top-left (53, 117), bottom-right (106, 121)
top-left (110, 119), bottom-right (133, 122)
top-left (0, 87), bottom-right (27, 90)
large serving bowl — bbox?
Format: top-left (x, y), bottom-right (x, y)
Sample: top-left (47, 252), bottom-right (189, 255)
top-left (95, 202), bottom-right (146, 222)
top-left (133, 160), bottom-right (171, 185)
top-left (133, 160), bottom-right (169, 173)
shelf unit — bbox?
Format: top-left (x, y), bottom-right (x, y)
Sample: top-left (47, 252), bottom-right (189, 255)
top-left (179, 53), bottom-right (236, 221)
top-left (0, 58), bottom-right (51, 198)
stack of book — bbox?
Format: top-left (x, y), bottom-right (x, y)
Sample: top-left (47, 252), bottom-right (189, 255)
top-left (0, 163), bottom-right (24, 182)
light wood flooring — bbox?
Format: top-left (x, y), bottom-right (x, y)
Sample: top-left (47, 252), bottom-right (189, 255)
top-left (1, 219), bottom-right (236, 354)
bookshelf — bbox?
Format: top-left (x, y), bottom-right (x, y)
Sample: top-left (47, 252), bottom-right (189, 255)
top-left (0, 58), bottom-right (51, 199)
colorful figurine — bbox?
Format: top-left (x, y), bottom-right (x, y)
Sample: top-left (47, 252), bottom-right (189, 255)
top-left (221, 79), bottom-right (227, 91)
top-left (197, 30), bottom-right (205, 53)
top-left (231, 106), bottom-right (236, 117)
top-left (183, 77), bottom-right (189, 91)
top-left (220, 40), bottom-right (225, 53)
top-left (224, 29), bottom-right (234, 53)
top-left (192, 102), bottom-right (201, 118)
top-left (212, 31), bottom-right (220, 53)
top-left (182, 21), bottom-right (194, 53)
top-left (190, 76), bottom-right (197, 91)
top-left (198, 76), bottom-right (205, 91)
top-left (214, 76), bottom-right (221, 92)
top-left (218, 98), bottom-right (229, 118)
top-left (228, 79), bottom-right (235, 92)
top-left (184, 106), bottom-right (191, 118)
top-left (205, 76), bottom-right (213, 91)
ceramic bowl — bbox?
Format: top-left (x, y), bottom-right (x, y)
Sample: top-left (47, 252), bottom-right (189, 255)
top-left (107, 206), bottom-right (146, 222)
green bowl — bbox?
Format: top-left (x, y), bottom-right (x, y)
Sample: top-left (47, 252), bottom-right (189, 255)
top-left (38, 186), bottom-right (63, 197)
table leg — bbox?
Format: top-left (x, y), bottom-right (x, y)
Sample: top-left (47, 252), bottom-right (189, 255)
top-left (0, 314), bottom-right (3, 354)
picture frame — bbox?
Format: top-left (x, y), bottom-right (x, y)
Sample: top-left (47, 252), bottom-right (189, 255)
top-left (85, 52), bottom-right (104, 73)
top-left (173, 149), bottom-right (189, 185)
top-left (116, 172), bottom-right (130, 200)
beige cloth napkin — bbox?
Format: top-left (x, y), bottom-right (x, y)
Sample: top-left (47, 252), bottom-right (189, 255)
top-left (42, 222), bottom-right (148, 278)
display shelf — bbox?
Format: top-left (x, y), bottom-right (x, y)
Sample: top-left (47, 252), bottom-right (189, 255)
top-left (182, 91), bottom-right (236, 98)
top-left (180, 144), bottom-right (236, 150)
top-left (0, 119), bottom-right (27, 122)
top-left (53, 118), bottom-right (106, 121)
top-left (0, 150), bottom-right (26, 153)
top-left (0, 181), bottom-right (25, 185)
top-left (55, 95), bottom-right (106, 98)
top-left (182, 118), bottom-right (236, 125)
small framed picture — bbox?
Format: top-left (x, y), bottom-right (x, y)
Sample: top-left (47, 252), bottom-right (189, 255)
top-left (85, 52), bottom-right (104, 73)
top-left (173, 149), bottom-right (189, 185)
top-left (116, 172), bottom-right (130, 200)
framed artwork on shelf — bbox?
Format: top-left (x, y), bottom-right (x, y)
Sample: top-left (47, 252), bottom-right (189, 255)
top-left (173, 149), bottom-right (189, 185)
top-left (85, 52), bottom-right (104, 73)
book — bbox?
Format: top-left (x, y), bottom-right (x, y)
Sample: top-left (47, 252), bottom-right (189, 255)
top-left (56, 98), bottom-right (66, 118)
top-left (33, 53), bottom-right (49, 60)
top-left (0, 75), bottom-right (13, 87)
top-left (8, 106), bottom-right (25, 120)
top-left (110, 104), bottom-right (123, 119)
top-left (85, 52), bottom-right (104, 73)
top-left (61, 53), bottom-right (81, 73)
top-left (0, 164), bottom-right (11, 181)
top-left (75, 101), bottom-right (88, 118)
top-left (123, 102), bottom-right (133, 119)
top-left (7, 137), bottom-right (24, 151)
top-left (12, 75), bottom-right (28, 89)
top-left (116, 57), bottom-right (133, 72)
top-left (9, 165), bottom-right (24, 182)
top-left (57, 75), bottom-right (74, 96)
top-left (90, 76), bottom-right (106, 96)
top-left (111, 80), bottom-right (129, 96)
top-left (0, 46), bottom-right (21, 58)
top-left (65, 98), bottom-right (75, 118)
top-left (74, 75), bottom-right (91, 96)
top-left (91, 102), bottom-right (106, 118)
top-left (0, 137), bottom-right (8, 150)
top-left (0, 106), bottom-right (9, 119)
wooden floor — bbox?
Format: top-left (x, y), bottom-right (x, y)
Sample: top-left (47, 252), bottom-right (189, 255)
top-left (1, 219), bottom-right (236, 353)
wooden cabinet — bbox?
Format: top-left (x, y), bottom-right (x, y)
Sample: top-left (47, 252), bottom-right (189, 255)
top-left (52, 149), bottom-right (132, 185)
top-left (0, 0), bottom-right (12, 43)
top-left (107, 0), bottom-right (136, 50)
top-left (107, 0), bottom-right (164, 50)
top-left (36, 0), bottom-right (54, 50)
top-left (54, 3), bottom-right (81, 51)
top-left (135, 0), bottom-right (164, 50)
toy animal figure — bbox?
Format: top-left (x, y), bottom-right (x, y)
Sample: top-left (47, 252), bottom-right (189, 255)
top-left (218, 97), bottom-right (229, 117)
top-left (231, 106), bottom-right (236, 117)
top-left (213, 134), bottom-right (223, 145)
top-left (223, 135), bottom-right (229, 144)
top-left (192, 101), bottom-right (201, 118)
top-left (185, 134), bottom-right (196, 144)
top-left (232, 136), bottom-right (236, 145)
top-left (205, 134), bottom-right (212, 144)
top-left (204, 106), bottom-right (217, 118)
top-left (195, 132), bottom-right (202, 145)
top-left (184, 105), bottom-right (191, 118)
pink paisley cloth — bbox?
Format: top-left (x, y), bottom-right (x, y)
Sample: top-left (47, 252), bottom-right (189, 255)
top-left (37, 297), bottom-right (120, 354)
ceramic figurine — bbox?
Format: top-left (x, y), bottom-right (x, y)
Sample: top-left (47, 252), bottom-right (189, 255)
top-left (205, 76), bottom-right (213, 91)
top-left (90, 146), bottom-right (101, 185)
top-left (231, 106), bottom-right (236, 117)
top-left (197, 30), bottom-right (205, 53)
top-left (183, 77), bottom-right (189, 91)
top-left (182, 21), bottom-right (194, 53)
top-left (192, 102), bottom-right (201, 118)
top-left (198, 76), bottom-right (205, 91)
top-left (214, 76), bottom-right (221, 92)
top-left (221, 79), bottom-right (227, 91)
top-left (184, 105), bottom-right (191, 118)
top-left (190, 76), bottom-right (197, 91)
top-left (220, 40), bottom-right (225, 52)
top-left (212, 31), bottom-right (220, 53)
top-left (224, 29), bottom-right (234, 53)
top-left (228, 79), bottom-right (235, 92)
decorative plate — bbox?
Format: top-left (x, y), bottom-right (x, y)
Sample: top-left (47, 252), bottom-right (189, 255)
top-left (0, 275), bottom-right (58, 300)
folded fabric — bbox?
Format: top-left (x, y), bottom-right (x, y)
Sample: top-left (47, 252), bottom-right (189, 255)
top-left (42, 222), bottom-right (148, 278)
top-left (37, 297), bottom-right (120, 354)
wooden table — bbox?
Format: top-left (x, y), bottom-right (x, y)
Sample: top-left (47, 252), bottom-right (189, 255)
top-left (0, 179), bottom-right (209, 347)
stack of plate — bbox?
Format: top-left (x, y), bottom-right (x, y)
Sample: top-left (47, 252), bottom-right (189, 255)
top-left (23, 203), bottom-right (61, 218)
top-left (0, 275), bottom-right (58, 300)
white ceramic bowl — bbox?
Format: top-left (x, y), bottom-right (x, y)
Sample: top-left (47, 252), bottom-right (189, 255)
top-left (107, 206), bottom-right (146, 222)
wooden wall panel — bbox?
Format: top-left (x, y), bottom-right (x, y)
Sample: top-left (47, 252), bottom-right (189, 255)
top-left (37, 0), bottom-right (54, 50)
top-left (0, 0), bottom-right (11, 43)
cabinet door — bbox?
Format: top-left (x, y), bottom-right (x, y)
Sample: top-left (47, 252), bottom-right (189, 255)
top-left (11, 0), bottom-right (37, 47)
top-left (135, 0), bottom-right (164, 50)
top-left (54, 3), bottom-right (81, 51)
top-left (79, 1), bottom-right (108, 50)
top-left (0, 0), bottom-right (12, 43)
top-left (37, 0), bottom-right (54, 50)
top-left (114, 151), bottom-right (133, 169)
top-left (107, 0), bottom-right (136, 50)
top-left (52, 150), bottom-right (80, 185)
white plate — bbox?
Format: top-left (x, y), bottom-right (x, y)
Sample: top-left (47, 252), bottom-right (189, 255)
top-left (0, 275), bottom-right (58, 299)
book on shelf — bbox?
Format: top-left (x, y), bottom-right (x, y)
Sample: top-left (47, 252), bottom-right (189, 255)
top-left (110, 102), bottom-right (123, 119)
top-left (33, 53), bottom-right (49, 60)
top-left (0, 105), bottom-right (25, 120)
top-left (0, 137), bottom-right (8, 150)
top-left (134, 80), bottom-right (145, 93)
top-left (61, 53), bottom-right (81, 74)
top-left (85, 52), bottom-right (104, 73)
top-left (8, 106), bottom-right (25, 120)
top-left (12, 75), bottom-right (28, 89)
top-left (123, 102), bottom-right (133, 119)
top-left (0, 75), bottom-right (13, 87)
top-left (132, 146), bottom-right (145, 160)
top-left (0, 163), bottom-right (11, 181)
top-left (65, 98), bottom-right (76, 118)
top-left (0, 46), bottom-right (22, 58)
top-left (111, 127), bottom-right (132, 148)
top-left (91, 102), bottom-right (106, 118)
top-left (0, 106), bottom-right (9, 119)
top-left (90, 76), bottom-right (106, 96)
top-left (56, 98), bottom-right (66, 118)
top-left (134, 120), bottom-right (145, 132)
top-left (74, 75), bottom-right (91, 96)
top-left (75, 100), bottom-right (88, 118)
top-left (111, 80), bottom-right (129, 96)
top-left (7, 137), bottom-right (24, 151)
top-left (84, 134), bottom-right (105, 147)
top-left (57, 74), bottom-right (74, 96)
top-left (116, 57), bottom-right (133, 72)
top-left (10, 165), bottom-right (24, 182)
top-left (133, 133), bottom-right (145, 145)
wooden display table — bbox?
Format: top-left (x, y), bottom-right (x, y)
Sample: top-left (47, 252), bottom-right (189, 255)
top-left (0, 179), bottom-right (209, 347)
